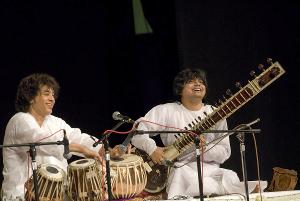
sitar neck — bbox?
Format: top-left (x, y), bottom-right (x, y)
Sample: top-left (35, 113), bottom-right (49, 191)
top-left (171, 61), bottom-right (285, 155)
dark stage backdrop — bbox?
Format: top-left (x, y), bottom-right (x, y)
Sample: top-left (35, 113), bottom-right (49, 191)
top-left (174, 1), bottom-right (300, 190)
top-left (0, 0), bottom-right (299, 190)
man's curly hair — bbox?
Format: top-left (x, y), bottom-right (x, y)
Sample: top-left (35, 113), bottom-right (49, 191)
top-left (15, 73), bottom-right (60, 112)
top-left (173, 68), bottom-right (208, 101)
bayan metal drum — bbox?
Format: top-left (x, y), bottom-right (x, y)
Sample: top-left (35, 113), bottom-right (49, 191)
top-left (67, 158), bottom-right (103, 201)
top-left (110, 154), bottom-right (147, 199)
top-left (25, 163), bottom-right (65, 201)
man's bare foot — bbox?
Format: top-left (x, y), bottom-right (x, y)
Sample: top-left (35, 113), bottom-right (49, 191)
top-left (252, 184), bottom-right (260, 193)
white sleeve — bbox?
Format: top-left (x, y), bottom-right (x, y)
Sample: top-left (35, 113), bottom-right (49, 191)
top-left (131, 117), bottom-right (158, 156)
top-left (70, 129), bottom-right (101, 153)
top-left (59, 120), bottom-right (101, 153)
top-left (7, 115), bottom-right (64, 158)
top-left (9, 114), bottom-right (101, 157)
top-left (131, 105), bottom-right (169, 155)
top-left (203, 119), bottom-right (231, 164)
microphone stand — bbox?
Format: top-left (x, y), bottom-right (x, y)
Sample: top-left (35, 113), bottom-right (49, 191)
top-left (93, 120), bottom-right (126, 201)
top-left (0, 139), bottom-right (67, 201)
top-left (133, 119), bottom-right (260, 201)
top-left (29, 145), bottom-right (38, 201)
top-left (193, 121), bottom-right (259, 201)
top-left (194, 136), bottom-right (204, 201)
top-left (103, 137), bottom-right (113, 201)
top-left (236, 131), bottom-right (250, 201)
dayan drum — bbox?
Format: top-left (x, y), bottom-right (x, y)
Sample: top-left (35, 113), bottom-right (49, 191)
top-left (67, 158), bottom-right (103, 201)
top-left (25, 163), bottom-right (65, 201)
top-left (110, 154), bottom-right (147, 199)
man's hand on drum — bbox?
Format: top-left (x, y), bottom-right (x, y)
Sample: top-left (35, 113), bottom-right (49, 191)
top-left (69, 143), bottom-right (104, 164)
top-left (109, 144), bottom-right (132, 159)
top-left (150, 146), bottom-right (165, 165)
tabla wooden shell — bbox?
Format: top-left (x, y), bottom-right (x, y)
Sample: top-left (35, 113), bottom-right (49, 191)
top-left (67, 159), bottom-right (103, 201)
top-left (25, 163), bottom-right (65, 201)
top-left (110, 154), bottom-right (147, 199)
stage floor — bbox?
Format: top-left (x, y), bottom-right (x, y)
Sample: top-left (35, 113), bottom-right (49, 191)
top-left (139, 190), bottom-right (300, 201)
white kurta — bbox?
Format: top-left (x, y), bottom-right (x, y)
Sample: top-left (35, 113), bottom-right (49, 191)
top-left (2, 112), bottom-right (101, 200)
top-left (131, 102), bottom-right (266, 199)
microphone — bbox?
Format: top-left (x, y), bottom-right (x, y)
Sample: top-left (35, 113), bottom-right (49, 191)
top-left (112, 111), bottom-right (135, 124)
top-left (62, 130), bottom-right (72, 159)
top-left (119, 132), bottom-right (135, 153)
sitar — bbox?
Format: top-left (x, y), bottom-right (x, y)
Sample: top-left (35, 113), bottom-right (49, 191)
top-left (135, 59), bottom-right (286, 193)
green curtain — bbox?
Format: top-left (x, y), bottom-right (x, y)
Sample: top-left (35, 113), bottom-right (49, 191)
top-left (132, 0), bottom-right (153, 34)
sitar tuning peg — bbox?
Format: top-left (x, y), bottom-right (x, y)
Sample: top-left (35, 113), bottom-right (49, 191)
top-left (250, 70), bottom-right (256, 77)
top-left (222, 95), bottom-right (227, 101)
top-left (267, 58), bottom-right (273, 65)
top-left (258, 64), bottom-right (265, 71)
top-left (226, 89), bottom-right (232, 96)
top-left (235, 82), bottom-right (242, 89)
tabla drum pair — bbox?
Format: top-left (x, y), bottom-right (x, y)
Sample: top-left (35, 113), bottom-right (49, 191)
top-left (25, 154), bottom-right (147, 201)
top-left (67, 154), bottom-right (147, 201)
top-left (25, 161), bottom-right (101, 201)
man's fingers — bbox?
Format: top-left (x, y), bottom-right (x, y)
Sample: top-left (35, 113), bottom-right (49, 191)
top-left (126, 144), bottom-right (132, 154)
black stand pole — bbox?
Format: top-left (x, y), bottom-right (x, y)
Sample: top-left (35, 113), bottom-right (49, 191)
top-left (93, 120), bottom-right (126, 201)
top-left (103, 137), bottom-right (113, 201)
top-left (236, 132), bottom-right (250, 201)
top-left (194, 136), bottom-right (204, 201)
top-left (29, 145), bottom-right (39, 201)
